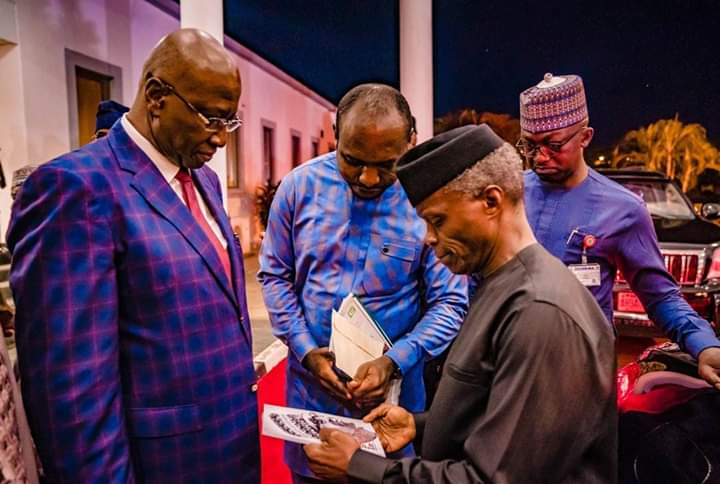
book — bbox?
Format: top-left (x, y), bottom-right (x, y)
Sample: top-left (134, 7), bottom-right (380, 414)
top-left (262, 404), bottom-right (386, 457)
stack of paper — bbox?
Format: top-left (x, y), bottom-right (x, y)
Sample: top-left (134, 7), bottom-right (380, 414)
top-left (337, 294), bottom-right (392, 347)
top-left (330, 294), bottom-right (402, 405)
top-left (331, 310), bottom-right (385, 378)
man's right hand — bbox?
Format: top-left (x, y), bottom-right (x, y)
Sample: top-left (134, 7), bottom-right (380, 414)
top-left (363, 403), bottom-right (416, 452)
top-left (302, 348), bottom-right (352, 401)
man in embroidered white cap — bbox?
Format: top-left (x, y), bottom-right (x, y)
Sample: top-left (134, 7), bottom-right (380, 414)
top-left (518, 73), bottom-right (720, 388)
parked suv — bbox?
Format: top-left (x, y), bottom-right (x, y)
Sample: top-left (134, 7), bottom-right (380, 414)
top-left (598, 169), bottom-right (720, 337)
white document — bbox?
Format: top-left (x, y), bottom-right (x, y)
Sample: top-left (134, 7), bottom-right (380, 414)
top-left (262, 404), bottom-right (386, 457)
top-left (338, 294), bottom-right (392, 347)
top-left (331, 310), bottom-right (385, 378)
top-left (331, 294), bottom-right (402, 405)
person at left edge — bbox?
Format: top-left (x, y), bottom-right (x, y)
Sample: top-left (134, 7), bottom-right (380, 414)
top-left (258, 83), bottom-right (468, 482)
top-left (7, 29), bottom-right (259, 483)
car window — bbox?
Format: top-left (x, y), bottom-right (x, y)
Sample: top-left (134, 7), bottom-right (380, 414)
top-left (620, 181), bottom-right (695, 220)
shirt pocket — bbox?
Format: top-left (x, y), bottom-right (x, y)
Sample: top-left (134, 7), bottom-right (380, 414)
top-left (359, 234), bottom-right (419, 297)
top-left (445, 362), bottom-right (491, 386)
top-left (562, 229), bottom-right (602, 265)
top-left (432, 363), bottom-right (492, 428)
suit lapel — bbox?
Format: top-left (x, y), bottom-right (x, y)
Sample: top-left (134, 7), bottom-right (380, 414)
top-left (194, 169), bottom-right (253, 344)
top-left (107, 123), bottom-right (240, 312)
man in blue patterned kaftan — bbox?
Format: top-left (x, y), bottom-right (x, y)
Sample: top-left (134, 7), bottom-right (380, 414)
top-left (258, 84), bottom-right (468, 482)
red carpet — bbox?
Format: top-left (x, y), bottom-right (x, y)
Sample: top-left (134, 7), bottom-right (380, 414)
top-left (258, 357), bottom-right (292, 484)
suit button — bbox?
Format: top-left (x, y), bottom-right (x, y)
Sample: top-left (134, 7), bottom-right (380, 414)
top-left (251, 383), bottom-right (258, 393)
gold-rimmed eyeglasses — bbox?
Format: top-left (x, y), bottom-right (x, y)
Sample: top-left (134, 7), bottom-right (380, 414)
top-left (151, 76), bottom-right (242, 133)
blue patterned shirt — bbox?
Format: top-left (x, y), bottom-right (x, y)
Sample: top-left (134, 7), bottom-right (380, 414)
top-left (525, 168), bottom-right (719, 358)
top-left (258, 152), bottom-right (467, 411)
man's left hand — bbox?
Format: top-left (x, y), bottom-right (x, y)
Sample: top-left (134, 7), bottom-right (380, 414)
top-left (304, 427), bottom-right (360, 481)
top-left (698, 347), bottom-right (720, 390)
top-left (348, 355), bottom-right (396, 408)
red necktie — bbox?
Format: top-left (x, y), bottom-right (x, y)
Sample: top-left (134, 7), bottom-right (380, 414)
top-left (175, 169), bottom-right (232, 282)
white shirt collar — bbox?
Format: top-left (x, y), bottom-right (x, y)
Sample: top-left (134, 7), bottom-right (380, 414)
top-left (120, 114), bottom-right (180, 184)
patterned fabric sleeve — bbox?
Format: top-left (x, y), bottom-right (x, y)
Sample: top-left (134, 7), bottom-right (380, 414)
top-left (258, 176), bottom-right (318, 362)
top-left (385, 247), bottom-right (468, 374)
top-left (7, 165), bottom-right (134, 483)
top-left (616, 203), bottom-right (720, 358)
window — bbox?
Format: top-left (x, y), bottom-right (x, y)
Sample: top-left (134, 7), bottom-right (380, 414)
top-left (262, 124), bottom-right (275, 183)
top-left (311, 138), bottom-right (320, 158)
top-left (291, 131), bottom-right (302, 167)
top-left (622, 181), bottom-right (695, 220)
top-left (226, 112), bottom-right (244, 189)
top-left (65, 49), bottom-right (123, 148)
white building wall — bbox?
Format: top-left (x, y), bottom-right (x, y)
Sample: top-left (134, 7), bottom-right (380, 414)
top-left (0, 0), bottom-right (28, 239)
top-left (240, 60), bottom-right (335, 188)
top-left (0, 44), bottom-right (29, 179)
top-left (16, 0), bottom-right (133, 164)
top-left (0, 0), bottom-right (335, 249)
top-left (128, 0), bottom-right (179, 102)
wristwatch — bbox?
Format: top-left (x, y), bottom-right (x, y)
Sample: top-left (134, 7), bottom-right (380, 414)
top-left (389, 358), bottom-right (402, 380)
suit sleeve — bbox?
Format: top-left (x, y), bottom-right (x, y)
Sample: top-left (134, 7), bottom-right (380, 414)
top-left (348, 302), bottom-right (615, 483)
top-left (7, 165), bottom-right (134, 483)
top-left (257, 175), bottom-right (319, 362)
top-left (617, 202), bottom-right (720, 357)
top-left (385, 246), bottom-right (468, 374)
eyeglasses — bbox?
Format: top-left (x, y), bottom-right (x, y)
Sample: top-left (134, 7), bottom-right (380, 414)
top-left (515, 126), bottom-right (585, 158)
top-left (151, 77), bottom-right (242, 133)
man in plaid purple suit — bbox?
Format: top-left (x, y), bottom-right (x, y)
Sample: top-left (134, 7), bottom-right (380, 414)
top-left (7, 30), bottom-right (259, 483)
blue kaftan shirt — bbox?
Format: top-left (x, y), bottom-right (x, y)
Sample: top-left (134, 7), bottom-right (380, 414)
top-left (258, 152), bottom-right (468, 474)
top-left (525, 168), bottom-right (719, 358)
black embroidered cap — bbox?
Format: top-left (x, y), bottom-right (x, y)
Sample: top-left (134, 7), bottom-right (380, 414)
top-left (396, 124), bottom-right (505, 206)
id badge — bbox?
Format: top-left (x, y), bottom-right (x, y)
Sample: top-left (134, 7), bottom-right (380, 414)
top-left (568, 263), bottom-right (601, 287)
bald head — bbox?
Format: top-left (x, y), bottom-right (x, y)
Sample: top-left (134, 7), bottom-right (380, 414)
top-left (139, 28), bottom-right (240, 95)
top-left (127, 28), bottom-right (242, 170)
top-left (335, 84), bottom-right (415, 141)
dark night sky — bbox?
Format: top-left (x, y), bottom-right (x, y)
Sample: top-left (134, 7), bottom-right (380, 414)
top-left (223, 0), bottom-right (720, 149)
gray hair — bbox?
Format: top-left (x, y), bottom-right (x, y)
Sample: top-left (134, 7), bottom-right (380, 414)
top-left (444, 143), bottom-right (524, 203)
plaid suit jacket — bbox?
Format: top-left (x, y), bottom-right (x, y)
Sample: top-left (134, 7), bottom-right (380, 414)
top-left (7, 122), bottom-right (259, 483)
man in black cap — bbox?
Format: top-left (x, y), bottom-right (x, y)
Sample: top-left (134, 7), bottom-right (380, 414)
top-left (92, 99), bottom-right (129, 140)
top-left (304, 125), bottom-right (617, 483)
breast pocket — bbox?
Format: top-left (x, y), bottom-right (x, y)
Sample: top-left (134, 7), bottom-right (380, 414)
top-left (360, 235), bottom-right (419, 297)
top-left (445, 363), bottom-right (491, 386)
top-left (563, 229), bottom-right (607, 266)
top-left (563, 229), bottom-right (597, 265)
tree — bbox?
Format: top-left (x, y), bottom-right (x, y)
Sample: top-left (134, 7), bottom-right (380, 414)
top-left (434, 109), bottom-right (520, 144)
top-left (613, 115), bottom-right (720, 191)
